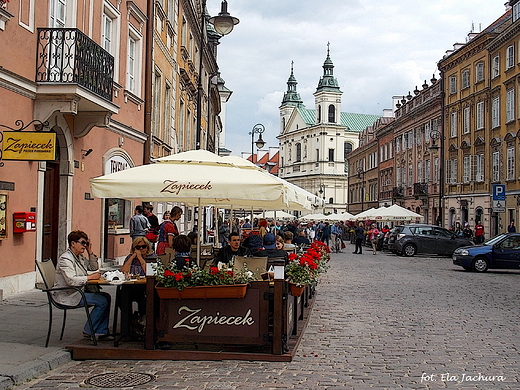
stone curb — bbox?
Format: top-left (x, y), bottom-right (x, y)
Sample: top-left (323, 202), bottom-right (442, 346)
top-left (0, 349), bottom-right (71, 390)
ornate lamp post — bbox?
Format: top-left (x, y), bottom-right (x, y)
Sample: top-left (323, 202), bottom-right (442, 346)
top-left (196, 1), bottom-right (239, 150)
top-left (249, 123), bottom-right (265, 164)
top-left (429, 129), bottom-right (445, 226)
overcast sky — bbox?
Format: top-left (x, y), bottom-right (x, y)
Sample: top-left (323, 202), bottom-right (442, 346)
top-left (207, 0), bottom-right (508, 157)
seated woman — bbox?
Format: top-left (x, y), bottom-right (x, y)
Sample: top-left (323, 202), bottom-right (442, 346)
top-left (53, 230), bottom-right (113, 341)
top-left (253, 233), bottom-right (289, 265)
top-left (171, 234), bottom-right (195, 270)
top-left (120, 237), bottom-right (151, 318)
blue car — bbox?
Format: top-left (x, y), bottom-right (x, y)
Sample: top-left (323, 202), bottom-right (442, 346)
top-left (452, 233), bottom-right (520, 272)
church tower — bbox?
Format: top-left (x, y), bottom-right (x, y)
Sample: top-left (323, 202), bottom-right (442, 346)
top-left (314, 43), bottom-right (342, 125)
top-left (279, 61), bottom-right (304, 134)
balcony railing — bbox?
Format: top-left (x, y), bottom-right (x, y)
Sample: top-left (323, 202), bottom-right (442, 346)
top-left (413, 182), bottom-right (429, 196)
top-left (36, 28), bottom-right (114, 101)
top-left (392, 186), bottom-right (404, 198)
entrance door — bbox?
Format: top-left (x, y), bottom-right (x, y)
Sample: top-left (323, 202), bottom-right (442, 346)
top-left (42, 161), bottom-right (60, 264)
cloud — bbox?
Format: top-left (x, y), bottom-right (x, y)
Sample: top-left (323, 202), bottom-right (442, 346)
top-left (207, 0), bottom-right (508, 156)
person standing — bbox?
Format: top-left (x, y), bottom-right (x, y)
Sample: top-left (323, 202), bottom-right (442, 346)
top-left (130, 205), bottom-right (150, 240)
top-left (368, 224), bottom-right (380, 255)
top-left (474, 221), bottom-right (485, 244)
top-left (321, 222), bottom-right (331, 246)
top-left (508, 220), bottom-right (516, 233)
top-left (143, 204), bottom-right (160, 247)
top-left (353, 222), bottom-right (365, 255)
top-left (53, 230), bottom-right (113, 340)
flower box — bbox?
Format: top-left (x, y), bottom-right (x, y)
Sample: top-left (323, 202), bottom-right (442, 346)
top-left (289, 283), bottom-right (306, 297)
top-left (155, 284), bottom-right (248, 299)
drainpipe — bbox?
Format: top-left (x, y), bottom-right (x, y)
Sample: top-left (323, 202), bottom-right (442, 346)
top-left (143, 0), bottom-right (154, 165)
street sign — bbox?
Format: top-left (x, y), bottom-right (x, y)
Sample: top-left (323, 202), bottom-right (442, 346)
top-left (492, 200), bottom-right (505, 213)
top-left (493, 184), bottom-right (506, 200)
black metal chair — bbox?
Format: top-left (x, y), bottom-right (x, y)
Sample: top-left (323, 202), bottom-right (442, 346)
top-left (35, 260), bottom-right (97, 347)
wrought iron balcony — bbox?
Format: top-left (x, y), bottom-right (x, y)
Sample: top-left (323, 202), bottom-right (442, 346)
top-left (392, 186), bottom-right (404, 198)
top-left (413, 182), bottom-right (429, 196)
top-left (36, 28), bottom-right (114, 101)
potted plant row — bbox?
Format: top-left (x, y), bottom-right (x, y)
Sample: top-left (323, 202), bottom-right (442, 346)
top-left (154, 263), bottom-right (256, 299)
top-left (285, 241), bottom-right (330, 297)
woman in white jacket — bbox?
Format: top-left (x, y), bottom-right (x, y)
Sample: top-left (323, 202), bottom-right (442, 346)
top-left (52, 230), bottom-right (113, 340)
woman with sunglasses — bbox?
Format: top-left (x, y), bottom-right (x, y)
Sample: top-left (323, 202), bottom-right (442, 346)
top-left (120, 237), bottom-right (151, 328)
top-left (53, 230), bottom-right (113, 341)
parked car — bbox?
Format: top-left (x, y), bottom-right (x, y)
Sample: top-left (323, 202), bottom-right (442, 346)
top-left (387, 224), bottom-right (473, 257)
top-left (452, 233), bottom-right (520, 272)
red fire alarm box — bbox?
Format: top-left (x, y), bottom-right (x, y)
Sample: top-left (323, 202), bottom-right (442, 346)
top-left (13, 212), bottom-right (36, 233)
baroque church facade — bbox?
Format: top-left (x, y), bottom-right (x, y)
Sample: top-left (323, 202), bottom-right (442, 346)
top-left (278, 48), bottom-right (380, 214)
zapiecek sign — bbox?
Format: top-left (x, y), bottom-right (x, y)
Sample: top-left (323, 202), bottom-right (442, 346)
top-left (1, 132), bottom-right (56, 161)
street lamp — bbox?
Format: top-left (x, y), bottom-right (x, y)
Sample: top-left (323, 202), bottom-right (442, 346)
top-left (196, 1), bottom-right (239, 150)
top-left (357, 167), bottom-right (365, 212)
top-left (429, 129), bottom-right (445, 226)
top-left (250, 123), bottom-right (266, 164)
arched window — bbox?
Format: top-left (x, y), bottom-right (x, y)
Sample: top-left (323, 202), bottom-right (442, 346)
top-left (295, 143), bottom-right (301, 162)
top-left (329, 197), bottom-right (334, 204)
top-left (328, 104), bottom-right (335, 123)
top-left (344, 142), bottom-right (353, 161)
top-left (449, 207), bottom-right (456, 229)
top-left (475, 207), bottom-right (484, 224)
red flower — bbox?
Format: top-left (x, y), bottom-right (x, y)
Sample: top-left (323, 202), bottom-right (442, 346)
top-left (288, 253), bottom-right (299, 261)
top-left (225, 270), bottom-right (234, 277)
top-left (164, 270), bottom-right (175, 277)
top-left (308, 261), bottom-right (318, 270)
top-left (174, 272), bottom-right (183, 281)
top-left (210, 267), bottom-right (219, 275)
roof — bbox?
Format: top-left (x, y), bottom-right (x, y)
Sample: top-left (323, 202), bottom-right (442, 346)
top-left (296, 107), bottom-right (380, 132)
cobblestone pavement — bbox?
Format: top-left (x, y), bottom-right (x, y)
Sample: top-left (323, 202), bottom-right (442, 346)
top-left (14, 247), bottom-right (520, 389)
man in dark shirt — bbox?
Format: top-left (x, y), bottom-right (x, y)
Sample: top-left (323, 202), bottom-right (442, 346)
top-left (212, 232), bottom-right (252, 267)
top-left (293, 229), bottom-right (310, 245)
top-left (143, 204), bottom-right (159, 232)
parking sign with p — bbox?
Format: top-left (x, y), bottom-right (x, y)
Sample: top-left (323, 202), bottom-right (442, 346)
top-left (493, 184), bottom-right (506, 200)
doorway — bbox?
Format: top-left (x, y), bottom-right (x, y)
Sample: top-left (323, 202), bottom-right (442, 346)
top-left (42, 161), bottom-right (60, 264)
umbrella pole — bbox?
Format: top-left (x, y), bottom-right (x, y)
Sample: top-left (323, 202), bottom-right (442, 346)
top-left (197, 198), bottom-right (201, 266)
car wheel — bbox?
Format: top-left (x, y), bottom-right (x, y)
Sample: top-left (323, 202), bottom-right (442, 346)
top-left (402, 244), bottom-right (416, 257)
top-left (472, 257), bottom-right (489, 272)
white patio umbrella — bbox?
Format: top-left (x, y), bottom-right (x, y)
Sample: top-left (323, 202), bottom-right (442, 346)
top-left (300, 213), bottom-right (328, 221)
top-left (371, 204), bottom-right (424, 222)
top-left (90, 150), bottom-right (315, 263)
top-left (327, 212), bottom-right (355, 221)
top-left (353, 207), bottom-right (378, 221)
top-left (253, 210), bottom-right (295, 220)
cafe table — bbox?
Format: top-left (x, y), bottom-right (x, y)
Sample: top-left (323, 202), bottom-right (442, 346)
top-left (88, 277), bottom-right (146, 346)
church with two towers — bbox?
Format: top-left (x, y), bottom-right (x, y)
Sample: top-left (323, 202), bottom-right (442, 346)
top-left (278, 46), bottom-right (380, 214)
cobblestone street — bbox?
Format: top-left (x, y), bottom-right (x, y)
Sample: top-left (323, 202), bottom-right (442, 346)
top-left (15, 247), bottom-right (520, 389)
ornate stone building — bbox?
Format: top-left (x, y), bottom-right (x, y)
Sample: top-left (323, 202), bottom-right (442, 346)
top-left (278, 48), bottom-right (380, 214)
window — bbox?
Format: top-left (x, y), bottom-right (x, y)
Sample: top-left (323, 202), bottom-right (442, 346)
top-left (514, 2), bottom-right (520, 22)
top-left (463, 155), bottom-right (470, 183)
top-left (492, 55), bottom-right (500, 78)
top-left (507, 147), bottom-right (515, 180)
top-left (425, 159), bottom-right (431, 183)
top-left (408, 131), bottom-right (413, 148)
top-left (424, 121), bottom-right (431, 141)
top-left (328, 148), bottom-right (334, 162)
top-left (476, 62), bottom-right (484, 82)
top-left (396, 138), bottom-right (401, 153)
top-left (317, 105), bottom-right (321, 123)
top-left (344, 142), bottom-right (352, 161)
top-left (296, 143), bottom-right (301, 162)
top-left (153, 71), bottom-right (162, 137)
top-left (447, 159), bottom-right (458, 184)
top-left (507, 45), bottom-right (515, 70)
top-left (434, 157), bottom-right (439, 181)
top-left (476, 154), bottom-right (484, 182)
top-left (463, 107), bottom-right (470, 134)
top-left (507, 89), bottom-right (515, 122)
top-left (316, 149), bottom-right (319, 161)
top-left (103, 1), bottom-right (121, 80)
top-left (396, 166), bottom-right (401, 186)
top-left (418, 161), bottom-right (423, 183)
top-left (449, 76), bottom-right (457, 94)
top-left (164, 83), bottom-right (172, 142)
top-left (102, 13), bottom-right (113, 52)
top-left (107, 199), bottom-right (128, 229)
top-left (328, 105), bottom-right (335, 123)
top-left (49, 0), bottom-right (66, 28)
top-left (408, 164), bottom-right (413, 187)
top-left (127, 36), bottom-right (136, 92)
top-left (492, 151), bottom-right (501, 181)
top-left (492, 96), bottom-right (500, 128)
top-left (450, 112), bottom-right (457, 137)
top-left (476, 101), bottom-right (484, 129)
top-left (462, 69), bottom-right (470, 89)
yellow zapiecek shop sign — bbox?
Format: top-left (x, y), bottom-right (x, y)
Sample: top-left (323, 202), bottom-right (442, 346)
top-left (1, 132), bottom-right (56, 160)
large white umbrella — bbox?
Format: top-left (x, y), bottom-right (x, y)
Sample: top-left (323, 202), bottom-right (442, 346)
top-left (353, 207), bottom-right (378, 221)
top-left (91, 150), bottom-right (292, 209)
top-left (327, 211), bottom-right (355, 221)
top-left (300, 213), bottom-right (328, 221)
top-left (371, 204), bottom-right (424, 222)
top-left (253, 210), bottom-right (295, 220)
